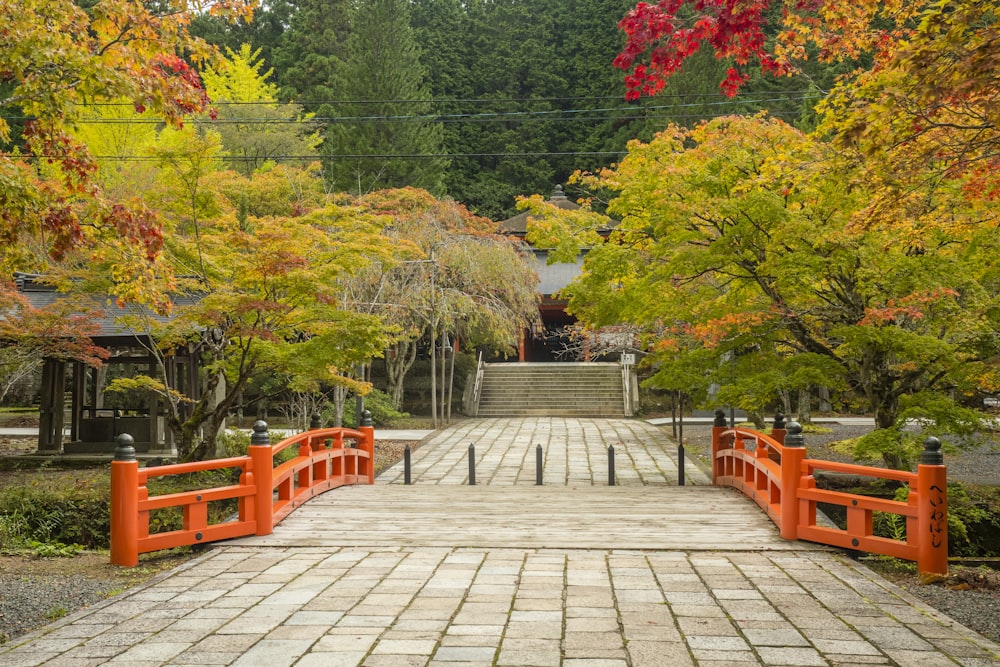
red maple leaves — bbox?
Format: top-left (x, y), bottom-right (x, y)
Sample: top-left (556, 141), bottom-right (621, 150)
top-left (615, 0), bottom-right (794, 99)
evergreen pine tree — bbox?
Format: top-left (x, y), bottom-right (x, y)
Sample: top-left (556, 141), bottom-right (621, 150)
top-left (324, 0), bottom-right (447, 195)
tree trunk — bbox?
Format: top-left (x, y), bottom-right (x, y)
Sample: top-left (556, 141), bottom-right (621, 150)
top-left (332, 385), bottom-right (348, 427)
top-left (817, 386), bottom-right (832, 412)
top-left (384, 339), bottom-right (418, 409)
top-left (797, 387), bottom-right (812, 424)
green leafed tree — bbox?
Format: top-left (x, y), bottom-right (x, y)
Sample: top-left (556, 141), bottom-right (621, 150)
top-left (529, 114), bottom-right (1000, 468)
top-left (201, 43), bottom-right (321, 176)
top-left (323, 0), bottom-right (447, 195)
top-left (112, 159), bottom-right (399, 461)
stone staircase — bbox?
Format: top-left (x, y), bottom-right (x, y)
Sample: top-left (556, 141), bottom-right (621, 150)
top-left (475, 362), bottom-right (628, 417)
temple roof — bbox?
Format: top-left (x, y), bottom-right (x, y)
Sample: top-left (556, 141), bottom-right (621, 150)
top-left (13, 273), bottom-right (197, 343)
top-left (499, 185), bottom-right (615, 238)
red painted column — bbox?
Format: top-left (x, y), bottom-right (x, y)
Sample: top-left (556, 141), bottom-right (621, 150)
top-left (110, 434), bottom-right (139, 567)
top-left (917, 437), bottom-right (948, 576)
top-left (779, 422), bottom-right (805, 541)
top-left (248, 421), bottom-right (274, 536)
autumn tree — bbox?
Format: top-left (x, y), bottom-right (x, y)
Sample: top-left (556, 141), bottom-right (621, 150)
top-left (614, 0), bottom-right (1000, 232)
top-left (344, 188), bottom-right (539, 424)
top-left (112, 158), bottom-right (399, 461)
top-left (530, 115), bottom-right (1000, 468)
top-left (0, 0), bottom-right (254, 300)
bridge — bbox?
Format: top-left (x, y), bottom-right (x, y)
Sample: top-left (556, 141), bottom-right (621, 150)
top-left (1, 417), bottom-right (997, 665)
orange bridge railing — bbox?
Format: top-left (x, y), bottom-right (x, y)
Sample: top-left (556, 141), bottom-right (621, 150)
top-left (110, 416), bottom-right (374, 567)
top-left (710, 411), bottom-right (948, 576)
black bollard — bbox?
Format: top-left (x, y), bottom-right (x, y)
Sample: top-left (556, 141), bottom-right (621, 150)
top-left (404, 444), bottom-right (411, 485)
top-left (536, 444), bottom-right (543, 485)
top-left (468, 443), bottom-right (476, 485)
top-left (678, 443), bottom-right (686, 486)
top-left (608, 444), bottom-right (615, 486)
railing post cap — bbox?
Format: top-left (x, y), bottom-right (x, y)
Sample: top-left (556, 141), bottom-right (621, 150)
top-left (713, 409), bottom-right (727, 427)
top-left (250, 420), bottom-right (270, 446)
top-left (360, 409), bottom-right (373, 427)
top-left (113, 433), bottom-right (136, 461)
top-left (773, 412), bottom-right (786, 429)
top-left (309, 414), bottom-right (322, 430)
top-left (784, 420), bottom-right (804, 447)
top-left (921, 436), bottom-right (944, 465)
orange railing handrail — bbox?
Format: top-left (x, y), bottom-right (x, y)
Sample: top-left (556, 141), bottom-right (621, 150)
top-left (110, 415), bottom-right (375, 567)
top-left (710, 412), bottom-right (948, 576)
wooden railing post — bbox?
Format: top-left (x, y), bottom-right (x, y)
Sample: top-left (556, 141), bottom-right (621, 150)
top-left (917, 437), bottom-right (948, 576)
top-left (249, 420), bottom-right (274, 536)
top-left (771, 412), bottom-right (787, 446)
top-left (110, 433), bottom-right (139, 567)
top-left (359, 409), bottom-right (375, 484)
top-left (710, 409), bottom-right (728, 484)
top-left (779, 421), bottom-right (805, 541)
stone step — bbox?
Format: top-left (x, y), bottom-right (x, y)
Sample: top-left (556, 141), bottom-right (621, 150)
top-left (477, 362), bottom-right (627, 417)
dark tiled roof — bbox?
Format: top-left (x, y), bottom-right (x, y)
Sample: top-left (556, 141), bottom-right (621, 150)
top-left (13, 273), bottom-right (197, 341)
top-left (500, 185), bottom-right (583, 235)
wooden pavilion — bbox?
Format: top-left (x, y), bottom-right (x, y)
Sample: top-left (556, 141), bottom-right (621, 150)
top-left (14, 273), bottom-right (200, 457)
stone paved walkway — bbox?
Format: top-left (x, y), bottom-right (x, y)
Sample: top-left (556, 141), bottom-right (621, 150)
top-left (1, 418), bottom-right (997, 667)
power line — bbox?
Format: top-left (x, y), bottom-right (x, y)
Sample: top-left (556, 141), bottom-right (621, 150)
top-left (67, 90), bottom-right (827, 107)
top-left (4, 94), bottom-right (821, 126)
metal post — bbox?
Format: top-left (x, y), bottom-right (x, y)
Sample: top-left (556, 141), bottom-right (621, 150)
top-left (535, 444), bottom-right (543, 485)
top-left (678, 393), bottom-right (685, 486)
top-left (404, 444), bottom-right (411, 485)
top-left (608, 444), bottom-right (615, 486)
top-left (468, 443), bottom-right (476, 485)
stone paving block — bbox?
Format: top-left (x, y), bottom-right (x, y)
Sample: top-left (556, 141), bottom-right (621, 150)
top-left (503, 621), bottom-right (563, 640)
top-left (823, 654), bottom-right (892, 664)
top-left (496, 638), bottom-right (561, 666)
top-left (858, 625), bottom-right (935, 650)
top-left (565, 616), bottom-right (620, 632)
top-left (103, 641), bottom-right (191, 662)
top-left (627, 640), bottom-right (695, 666)
top-left (882, 648), bottom-right (970, 666)
top-left (443, 624), bottom-right (505, 637)
top-left (755, 646), bottom-right (827, 665)
top-left (229, 638), bottom-right (313, 666)
top-left (266, 624), bottom-right (329, 641)
top-left (336, 615), bottom-right (400, 628)
top-left (562, 660), bottom-right (628, 667)
top-left (810, 637), bottom-right (881, 655)
top-left (362, 655), bottom-right (428, 666)
top-left (371, 638), bottom-right (439, 655)
top-left (432, 645), bottom-right (498, 661)
top-left (928, 637), bottom-right (1000, 658)
top-left (312, 632), bottom-right (380, 652)
top-left (689, 648), bottom-right (760, 663)
top-left (668, 604), bottom-right (728, 618)
top-left (741, 628), bottom-right (810, 647)
top-left (294, 650), bottom-right (370, 666)
top-left (686, 635), bottom-right (750, 651)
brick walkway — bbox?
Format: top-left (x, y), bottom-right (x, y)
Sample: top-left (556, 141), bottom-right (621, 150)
top-left (1, 418), bottom-right (997, 666)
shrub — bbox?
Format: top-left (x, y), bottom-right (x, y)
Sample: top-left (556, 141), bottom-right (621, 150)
top-left (0, 475), bottom-right (111, 550)
top-left (328, 389), bottom-right (409, 427)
